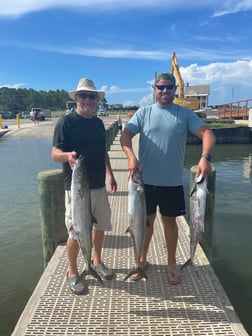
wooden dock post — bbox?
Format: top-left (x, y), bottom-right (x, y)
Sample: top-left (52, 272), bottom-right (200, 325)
top-left (190, 166), bottom-right (216, 260)
top-left (106, 121), bottom-right (118, 151)
top-left (37, 169), bottom-right (67, 267)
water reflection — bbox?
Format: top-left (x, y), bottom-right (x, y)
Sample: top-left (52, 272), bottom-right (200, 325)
top-left (243, 154), bottom-right (252, 179)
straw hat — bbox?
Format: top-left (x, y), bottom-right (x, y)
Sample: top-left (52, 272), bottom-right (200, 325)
top-left (68, 78), bottom-right (105, 101)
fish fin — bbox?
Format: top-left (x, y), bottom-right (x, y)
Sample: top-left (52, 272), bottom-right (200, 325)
top-left (123, 266), bottom-right (147, 281)
top-left (78, 268), bottom-right (103, 285)
top-left (190, 185), bottom-right (197, 197)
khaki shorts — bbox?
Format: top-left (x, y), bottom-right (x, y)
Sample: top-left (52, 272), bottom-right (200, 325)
top-left (65, 187), bottom-right (112, 240)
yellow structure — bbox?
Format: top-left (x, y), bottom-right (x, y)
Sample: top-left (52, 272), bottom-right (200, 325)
top-left (16, 114), bottom-right (21, 128)
top-left (171, 52), bottom-right (199, 110)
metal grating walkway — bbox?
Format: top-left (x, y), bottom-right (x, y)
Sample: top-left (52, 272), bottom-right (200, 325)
top-left (12, 135), bottom-right (248, 336)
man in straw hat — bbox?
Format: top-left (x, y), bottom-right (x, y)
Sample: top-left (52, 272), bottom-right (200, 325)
top-left (51, 78), bottom-right (117, 295)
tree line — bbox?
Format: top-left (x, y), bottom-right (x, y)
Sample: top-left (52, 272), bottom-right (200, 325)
top-left (0, 87), bottom-right (70, 113)
top-left (0, 87), bottom-right (139, 115)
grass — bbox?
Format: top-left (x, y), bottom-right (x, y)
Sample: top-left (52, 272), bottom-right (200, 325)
top-left (207, 122), bottom-right (248, 128)
top-left (51, 111), bottom-right (66, 118)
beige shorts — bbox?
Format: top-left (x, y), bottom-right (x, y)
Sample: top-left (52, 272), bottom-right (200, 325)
top-left (65, 187), bottom-right (112, 239)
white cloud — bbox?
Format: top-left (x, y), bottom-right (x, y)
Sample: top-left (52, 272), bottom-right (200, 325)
top-left (177, 60), bottom-right (252, 104)
top-left (0, 1), bottom-right (177, 18)
top-left (3, 59), bottom-right (252, 106)
top-left (104, 60), bottom-right (252, 106)
top-left (180, 60), bottom-right (252, 85)
top-left (2, 0), bottom-right (251, 19)
top-left (62, 45), bottom-right (252, 63)
top-left (212, 0), bottom-right (252, 17)
top-left (1, 38), bottom-right (249, 63)
top-left (122, 100), bottom-right (136, 107)
top-left (140, 60), bottom-right (252, 106)
top-left (0, 83), bottom-right (25, 89)
top-left (104, 85), bottom-right (151, 95)
top-left (138, 93), bottom-right (154, 107)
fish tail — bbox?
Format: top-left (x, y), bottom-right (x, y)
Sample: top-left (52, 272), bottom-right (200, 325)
top-left (180, 259), bottom-right (200, 277)
top-left (123, 266), bottom-right (147, 281)
top-left (78, 268), bottom-right (103, 285)
top-left (180, 258), bottom-right (192, 270)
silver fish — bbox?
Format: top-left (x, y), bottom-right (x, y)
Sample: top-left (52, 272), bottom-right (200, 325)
top-left (71, 155), bottom-right (103, 284)
top-left (124, 169), bottom-right (148, 281)
top-left (181, 174), bottom-right (208, 271)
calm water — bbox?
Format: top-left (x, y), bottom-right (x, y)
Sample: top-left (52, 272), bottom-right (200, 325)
top-left (0, 137), bottom-right (60, 336)
top-left (0, 138), bottom-right (251, 336)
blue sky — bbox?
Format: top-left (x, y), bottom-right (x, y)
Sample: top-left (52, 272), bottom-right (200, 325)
top-left (0, 0), bottom-right (252, 107)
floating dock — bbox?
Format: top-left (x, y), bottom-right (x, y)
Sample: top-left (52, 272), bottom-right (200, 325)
top-left (12, 134), bottom-right (248, 336)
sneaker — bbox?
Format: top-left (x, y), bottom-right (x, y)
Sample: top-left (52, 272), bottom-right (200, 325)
top-left (92, 262), bottom-right (115, 280)
top-left (67, 273), bottom-right (88, 295)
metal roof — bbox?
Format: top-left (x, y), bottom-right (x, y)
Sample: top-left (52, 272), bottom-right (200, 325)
top-left (185, 85), bottom-right (210, 96)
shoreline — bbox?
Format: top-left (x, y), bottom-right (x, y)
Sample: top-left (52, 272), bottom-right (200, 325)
top-left (1, 118), bottom-right (252, 144)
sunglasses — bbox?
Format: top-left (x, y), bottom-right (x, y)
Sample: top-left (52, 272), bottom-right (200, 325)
top-left (156, 84), bottom-right (176, 91)
top-left (76, 93), bottom-right (98, 100)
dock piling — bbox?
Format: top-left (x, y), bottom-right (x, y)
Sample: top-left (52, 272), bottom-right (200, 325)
top-left (37, 169), bottom-right (67, 267)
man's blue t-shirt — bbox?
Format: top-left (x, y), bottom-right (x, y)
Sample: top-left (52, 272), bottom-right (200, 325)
top-left (126, 103), bottom-right (205, 186)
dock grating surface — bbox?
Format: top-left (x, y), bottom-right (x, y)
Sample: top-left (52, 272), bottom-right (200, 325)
top-left (12, 135), bottom-right (248, 336)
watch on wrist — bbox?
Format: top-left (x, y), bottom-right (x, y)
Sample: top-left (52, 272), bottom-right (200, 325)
top-left (201, 154), bottom-right (212, 161)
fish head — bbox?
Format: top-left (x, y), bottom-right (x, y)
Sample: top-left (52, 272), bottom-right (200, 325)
top-left (194, 173), bottom-right (208, 184)
top-left (190, 174), bottom-right (208, 196)
top-left (195, 174), bottom-right (204, 184)
top-left (132, 169), bottom-right (143, 186)
top-left (128, 169), bottom-right (144, 193)
top-left (73, 154), bottom-right (84, 170)
top-left (73, 154), bottom-right (89, 183)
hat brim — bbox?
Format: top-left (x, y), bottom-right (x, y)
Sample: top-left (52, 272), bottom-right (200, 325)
top-left (68, 89), bottom-right (105, 101)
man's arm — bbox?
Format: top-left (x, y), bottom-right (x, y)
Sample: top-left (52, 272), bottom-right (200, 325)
top-left (105, 152), bottom-right (117, 193)
top-left (51, 146), bottom-right (77, 169)
top-left (195, 125), bottom-right (216, 177)
top-left (120, 128), bottom-right (140, 174)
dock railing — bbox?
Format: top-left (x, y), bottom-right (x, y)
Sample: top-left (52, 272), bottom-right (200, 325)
top-left (218, 98), bottom-right (252, 119)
